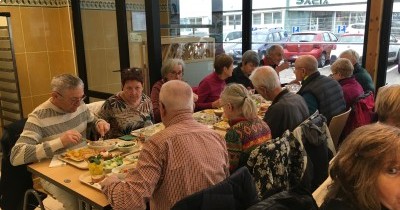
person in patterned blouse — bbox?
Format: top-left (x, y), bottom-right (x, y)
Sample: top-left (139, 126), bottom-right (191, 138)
top-left (220, 83), bottom-right (272, 173)
top-left (98, 68), bottom-right (153, 138)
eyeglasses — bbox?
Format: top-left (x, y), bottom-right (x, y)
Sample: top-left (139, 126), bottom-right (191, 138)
top-left (329, 72), bottom-right (339, 78)
top-left (293, 66), bottom-right (304, 73)
top-left (56, 92), bottom-right (86, 104)
top-left (169, 71), bottom-right (183, 76)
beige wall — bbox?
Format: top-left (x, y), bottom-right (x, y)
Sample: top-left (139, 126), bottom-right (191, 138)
top-left (82, 9), bottom-right (121, 94)
top-left (0, 2), bottom-right (76, 117)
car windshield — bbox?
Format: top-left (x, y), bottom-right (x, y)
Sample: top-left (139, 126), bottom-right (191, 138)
top-left (289, 34), bottom-right (316, 42)
top-left (252, 34), bottom-right (267, 43)
top-left (339, 35), bottom-right (364, 43)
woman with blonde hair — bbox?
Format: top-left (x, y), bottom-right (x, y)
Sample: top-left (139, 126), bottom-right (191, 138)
top-left (375, 84), bottom-right (400, 127)
top-left (321, 123), bottom-right (400, 210)
top-left (220, 83), bottom-right (272, 173)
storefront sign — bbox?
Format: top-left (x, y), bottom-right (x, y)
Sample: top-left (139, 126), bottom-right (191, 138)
top-left (296, 0), bottom-right (329, 5)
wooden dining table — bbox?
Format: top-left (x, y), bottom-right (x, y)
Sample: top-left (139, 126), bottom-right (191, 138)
top-left (25, 109), bottom-right (250, 210)
top-left (27, 159), bottom-right (111, 210)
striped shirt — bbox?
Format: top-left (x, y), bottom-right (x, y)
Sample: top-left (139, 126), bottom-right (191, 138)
top-left (10, 99), bottom-right (97, 166)
top-left (101, 110), bottom-right (230, 210)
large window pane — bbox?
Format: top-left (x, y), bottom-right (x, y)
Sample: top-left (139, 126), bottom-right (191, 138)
top-left (251, 1), bottom-right (368, 84)
top-left (388, 1), bottom-right (400, 85)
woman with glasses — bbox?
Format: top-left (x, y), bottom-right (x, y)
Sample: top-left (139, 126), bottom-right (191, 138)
top-left (330, 58), bottom-right (364, 109)
top-left (151, 59), bottom-right (198, 123)
top-left (220, 84), bottom-right (272, 173)
top-left (98, 68), bottom-right (153, 138)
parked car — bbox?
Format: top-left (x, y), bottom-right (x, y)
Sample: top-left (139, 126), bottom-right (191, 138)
top-left (226, 28), bottom-right (288, 63)
top-left (330, 33), bottom-right (400, 64)
top-left (330, 33), bottom-right (364, 64)
top-left (283, 31), bottom-right (338, 67)
top-left (345, 23), bottom-right (365, 34)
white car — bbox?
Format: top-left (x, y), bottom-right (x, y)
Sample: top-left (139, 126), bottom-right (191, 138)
top-left (345, 23), bottom-right (365, 34)
top-left (331, 33), bottom-right (400, 64)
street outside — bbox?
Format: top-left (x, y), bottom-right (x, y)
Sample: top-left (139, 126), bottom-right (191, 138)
top-left (278, 63), bottom-right (400, 85)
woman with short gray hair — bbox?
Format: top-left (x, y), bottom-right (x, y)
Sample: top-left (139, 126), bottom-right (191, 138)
top-left (151, 59), bottom-right (198, 123)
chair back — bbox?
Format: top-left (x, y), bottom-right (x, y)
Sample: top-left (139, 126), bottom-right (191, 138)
top-left (171, 167), bottom-right (258, 210)
top-left (328, 108), bottom-right (351, 150)
top-left (246, 131), bottom-right (306, 200)
top-left (0, 119), bottom-right (45, 210)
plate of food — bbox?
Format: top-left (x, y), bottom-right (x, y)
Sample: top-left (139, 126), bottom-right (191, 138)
top-left (79, 171), bottom-right (103, 191)
top-left (87, 140), bottom-right (116, 152)
top-left (111, 163), bottom-right (137, 179)
top-left (213, 121), bottom-right (230, 131)
top-left (61, 148), bottom-right (97, 162)
top-left (131, 123), bottom-right (165, 137)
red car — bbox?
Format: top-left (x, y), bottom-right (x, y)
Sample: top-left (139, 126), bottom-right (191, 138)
top-left (283, 31), bottom-right (338, 67)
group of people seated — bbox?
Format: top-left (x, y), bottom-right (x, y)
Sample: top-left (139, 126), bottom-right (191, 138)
top-left (3, 44), bottom-right (399, 210)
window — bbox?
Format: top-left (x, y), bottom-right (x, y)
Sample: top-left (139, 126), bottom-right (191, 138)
top-left (264, 12), bottom-right (272, 24)
top-left (253, 13), bottom-right (261, 25)
top-left (323, 33), bottom-right (330, 41)
top-left (273, 12), bottom-right (282, 24)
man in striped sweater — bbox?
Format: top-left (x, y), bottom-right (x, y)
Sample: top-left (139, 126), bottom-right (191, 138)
top-left (10, 74), bottom-right (110, 210)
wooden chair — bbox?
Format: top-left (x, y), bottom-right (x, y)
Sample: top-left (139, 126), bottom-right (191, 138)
top-left (328, 108), bottom-right (352, 150)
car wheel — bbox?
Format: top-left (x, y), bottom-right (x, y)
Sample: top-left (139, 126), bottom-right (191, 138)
top-left (318, 52), bottom-right (327, 67)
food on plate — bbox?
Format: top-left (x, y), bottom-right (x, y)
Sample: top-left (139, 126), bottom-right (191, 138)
top-left (117, 141), bottom-right (138, 153)
top-left (259, 103), bottom-right (270, 112)
top-left (91, 174), bottom-right (105, 183)
top-left (125, 153), bottom-right (140, 163)
top-left (213, 121), bottom-right (230, 130)
top-left (103, 156), bottom-right (124, 172)
top-left (112, 164), bottom-right (137, 179)
top-left (87, 140), bottom-right (116, 151)
top-left (63, 148), bottom-right (97, 161)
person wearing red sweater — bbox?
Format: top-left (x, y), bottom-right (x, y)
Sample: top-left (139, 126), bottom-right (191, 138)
top-left (195, 54), bottom-right (234, 111)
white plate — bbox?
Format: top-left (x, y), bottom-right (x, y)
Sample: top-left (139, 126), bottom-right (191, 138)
top-left (111, 163), bottom-right (137, 179)
top-left (79, 171), bottom-right (103, 191)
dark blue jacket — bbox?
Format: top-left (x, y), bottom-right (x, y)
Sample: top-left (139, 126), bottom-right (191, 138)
top-left (297, 71), bottom-right (346, 123)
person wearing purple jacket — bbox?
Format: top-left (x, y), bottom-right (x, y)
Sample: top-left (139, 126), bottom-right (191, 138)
top-left (330, 58), bottom-right (364, 109)
top-left (195, 54), bottom-right (234, 111)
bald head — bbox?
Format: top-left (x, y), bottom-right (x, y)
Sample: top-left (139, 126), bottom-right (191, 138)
top-left (295, 55), bottom-right (318, 75)
top-left (159, 80), bottom-right (194, 112)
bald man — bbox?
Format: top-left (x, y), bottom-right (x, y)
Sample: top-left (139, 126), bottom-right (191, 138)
top-left (101, 80), bottom-right (229, 210)
top-left (260, 44), bottom-right (290, 75)
top-left (250, 66), bottom-right (309, 138)
top-left (294, 55), bottom-right (346, 123)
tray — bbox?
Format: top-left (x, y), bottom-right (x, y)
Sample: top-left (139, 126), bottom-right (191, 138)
top-left (79, 171), bottom-right (102, 191)
top-left (58, 156), bottom-right (89, 169)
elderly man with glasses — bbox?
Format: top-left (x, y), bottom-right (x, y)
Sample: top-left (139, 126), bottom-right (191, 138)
top-left (294, 55), bottom-right (345, 123)
top-left (10, 74), bottom-right (110, 210)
